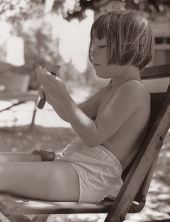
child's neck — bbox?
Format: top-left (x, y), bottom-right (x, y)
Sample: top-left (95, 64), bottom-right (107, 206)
top-left (110, 66), bottom-right (141, 88)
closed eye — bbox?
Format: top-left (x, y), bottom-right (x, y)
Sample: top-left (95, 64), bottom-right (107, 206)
top-left (99, 45), bottom-right (106, 48)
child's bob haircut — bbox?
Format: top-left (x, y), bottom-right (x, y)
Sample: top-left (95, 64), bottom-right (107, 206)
top-left (89, 10), bottom-right (153, 70)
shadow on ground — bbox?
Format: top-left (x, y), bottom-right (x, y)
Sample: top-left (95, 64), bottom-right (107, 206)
top-left (0, 125), bottom-right (169, 221)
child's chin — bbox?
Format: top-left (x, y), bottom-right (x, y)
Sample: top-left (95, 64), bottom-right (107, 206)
top-left (96, 73), bottom-right (108, 79)
top-left (96, 74), bottom-right (103, 79)
top-left (96, 71), bottom-right (104, 78)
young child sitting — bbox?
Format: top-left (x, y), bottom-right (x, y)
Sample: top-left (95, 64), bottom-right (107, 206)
top-left (0, 10), bottom-right (153, 203)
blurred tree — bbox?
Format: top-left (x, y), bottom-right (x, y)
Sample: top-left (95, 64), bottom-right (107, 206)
top-left (1, 0), bottom-right (170, 22)
top-left (0, 0), bottom-right (169, 89)
top-left (0, 1), bottom-right (63, 89)
top-left (19, 22), bottom-right (62, 90)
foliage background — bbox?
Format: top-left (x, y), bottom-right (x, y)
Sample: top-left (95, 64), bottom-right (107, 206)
top-left (0, 0), bottom-right (170, 89)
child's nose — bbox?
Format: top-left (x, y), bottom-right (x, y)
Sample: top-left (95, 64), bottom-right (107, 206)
top-left (90, 49), bottom-right (94, 62)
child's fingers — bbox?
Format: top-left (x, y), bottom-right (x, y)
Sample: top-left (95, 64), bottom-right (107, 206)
top-left (39, 150), bottom-right (55, 161)
top-left (37, 89), bottom-right (46, 109)
top-left (36, 66), bottom-right (45, 84)
top-left (36, 66), bottom-right (43, 76)
top-left (31, 149), bottom-right (55, 161)
top-left (36, 66), bottom-right (59, 82)
top-left (53, 65), bottom-right (61, 76)
top-left (36, 66), bottom-right (50, 80)
top-left (39, 88), bottom-right (45, 99)
top-left (31, 149), bottom-right (40, 155)
top-left (36, 66), bottom-right (65, 96)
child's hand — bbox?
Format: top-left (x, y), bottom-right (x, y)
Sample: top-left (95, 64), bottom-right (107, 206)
top-left (36, 66), bottom-right (72, 121)
top-left (36, 65), bottom-right (60, 109)
top-left (32, 149), bottom-right (55, 161)
top-left (36, 66), bottom-right (70, 107)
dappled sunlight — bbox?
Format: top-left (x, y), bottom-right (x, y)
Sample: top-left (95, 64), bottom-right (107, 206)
top-left (0, 86), bottom-right (91, 128)
top-left (0, 1), bottom-right (170, 221)
top-left (0, 99), bottom-right (169, 221)
top-left (0, 68), bottom-right (169, 221)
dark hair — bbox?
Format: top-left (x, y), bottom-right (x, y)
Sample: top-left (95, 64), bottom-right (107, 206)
top-left (89, 10), bottom-right (153, 69)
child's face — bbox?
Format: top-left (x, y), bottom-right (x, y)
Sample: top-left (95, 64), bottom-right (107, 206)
top-left (91, 37), bottom-right (119, 79)
top-left (91, 37), bottom-right (129, 80)
top-left (91, 37), bottom-right (109, 78)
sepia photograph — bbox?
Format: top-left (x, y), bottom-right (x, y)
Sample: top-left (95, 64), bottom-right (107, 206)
top-left (0, 1), bottom-right (170, 222)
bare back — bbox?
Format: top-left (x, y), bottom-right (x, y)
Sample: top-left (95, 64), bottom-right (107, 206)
top-left (96, 80), bottom-right (150, 169)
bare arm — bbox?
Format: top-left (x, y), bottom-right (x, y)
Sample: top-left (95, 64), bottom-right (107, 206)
top-left (54, 87), bottom-right (104, 122)
top-left (37, 66), bottom-right (105, 122)
top-left (78, 88), bottom-right (104, 120)
top-left (66, 82), bottom-right (146, 147)
top-left (37, 68), bottom-right (146, 147)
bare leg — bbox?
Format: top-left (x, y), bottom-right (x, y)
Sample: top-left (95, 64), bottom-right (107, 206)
top-left (0, 161), bottom-right (80, 201)
top-left (0, 154), bottom-right (51, 222)
top-left (0, 152), bottom-right (41, 162)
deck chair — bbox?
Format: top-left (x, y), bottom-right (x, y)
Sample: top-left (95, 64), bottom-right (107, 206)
top-left (0, 64), bottom-right (170, 222)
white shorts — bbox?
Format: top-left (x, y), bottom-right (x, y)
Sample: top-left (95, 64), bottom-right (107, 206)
top-left (55, 145), bottom-right (123, 203)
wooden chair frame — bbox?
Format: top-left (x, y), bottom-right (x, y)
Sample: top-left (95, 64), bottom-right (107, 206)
top-left (0, 64), bottom-right (170, 222)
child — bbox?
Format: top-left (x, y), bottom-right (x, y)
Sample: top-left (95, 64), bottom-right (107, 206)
top-left (0, 10), bottom-right (153, 203)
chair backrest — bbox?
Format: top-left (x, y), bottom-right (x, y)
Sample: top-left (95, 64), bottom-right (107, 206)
top-left (121, 88), bottom-right (170, 190)
top-left (104, 63), bottom-right (170, 222)
top-left (133, 91), bottom-right (169, 196)
top-left (121, 90), bottom-right (169, 179)
top-left (105, 85), bottom-right (170, 222)
top-left (141, 64), bottom-right (170, 79)
top-left (121, 64), bottom-right (170, 184)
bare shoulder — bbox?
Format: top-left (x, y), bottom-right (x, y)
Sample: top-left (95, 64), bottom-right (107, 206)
top-left (116, 80), bottom-right (150, 107)
top-left (118, 80), bottom-right (149, 96)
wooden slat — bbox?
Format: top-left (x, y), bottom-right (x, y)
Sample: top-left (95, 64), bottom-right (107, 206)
top-left (141, 64), bottom-right (170, 79)
top-left (105, 92), bottom-right (170, 222)
top-left (0, 194), bottom-right (111, 214)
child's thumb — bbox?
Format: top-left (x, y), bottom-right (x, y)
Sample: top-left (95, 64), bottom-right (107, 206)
top-left (51, 65), bottom-right (61, 77)
top-left (39, 88), bottom-right (45, 98)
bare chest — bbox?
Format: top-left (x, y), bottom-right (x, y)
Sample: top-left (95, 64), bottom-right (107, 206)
top-left (96, 86), bottom-right (115, 117)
